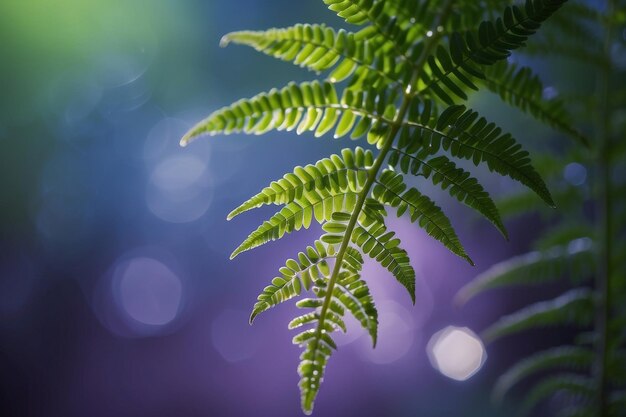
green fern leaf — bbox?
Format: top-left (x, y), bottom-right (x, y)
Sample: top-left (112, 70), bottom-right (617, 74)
top-left (179, 0), bottom-right (571, 413)
top-left (417, 0), bottom-right (568, 102)
top-left (323, 0), bottom-right (382, 26)
top-left (322, 0), bottom-right (427, 73)
top-left (400, 103), bottom-right (555, 207)
top-left (292, 295), bottom-right (338, 415)
top-left (332, 266), bottom-right (378, 345)
top-left (493, 346), bottom-right (593, 403)
top-left (456, 238), bottom-right (594, 305)
top-left (228, 148), bottom-right (373, 220)
top-left (452, 0), bottom-right (568, 66)
top-left (322, 209), bottom-right (416, 303)
top-left (291, 248), bottom-right (377, 414)
top-left (231, 190), bottom-right (360, 259)
top-left (221, 24), bottom-right (346, 72)
top-left (181, 80), bottom-right (396, 146)
top-left (482, 61), bottom-right (588, 146)
top-left (250, 240), bottom-right (334, 323)
top-left (373, 169), bottom-right (473, 265)
top-left (483, 288), bottom-right (595, 343)
top-left (322, 0), bottom-right (410, 50)
top-left (220, 24), bottom-right (404, 86)
top-left (388, 149), bottom-right (507, 238)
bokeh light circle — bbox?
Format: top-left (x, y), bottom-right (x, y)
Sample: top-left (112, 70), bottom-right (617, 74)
top-left (358, 300), bottom-right (416, 364)
top-left (92, 250), bottom-right (187, 338)
top-left (117, 257), bottom-right (183, 326)
top-left (146, 155), bottom-right (213, 223)
top-left (563, 162), bottom-right (587, 186)
top-left (427, 326), bottom-right (486, 381)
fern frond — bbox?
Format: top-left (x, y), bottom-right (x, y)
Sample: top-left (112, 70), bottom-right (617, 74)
top-left (520, 374), bottom-right (594, 416)
top-left (456, 238), bottom-right (594, 305)
top-left (417, 0), bottom-right (569, 101)
top-left (483, 288), bottom-right (595, 343)
top-left (418, 44), bottom-right (482, 104)
top-left (220, 24), bottom-right (404, 86)
top-left (482, 61), bottom-right (588, 146)
top-left (332, 264), bottom-right (378, 345)
top-left (293, 256), bottom-right (377, 414)
top-left (220, 24), bottom-right (348, 72)
top-left (231, 190), bottom-right (361, 259)
top-left (322, 0), bottom-right (411, 52)
top-left (323, 0), bottom-right (383, 26)
top-left (181, 80), bottom-right (397, 146)
top-left (373, 169), bottom-right (472, 265)
top-left (180, 0), bottom-right (570, 412)
top-left (451, 0), bottom-right (568, 66)
top-left (292, 294), bottom-right (339, 415)
top-left (228, 148), bottom-right (373, 220)
top-left (250, 240), bottom-right (335, 323)
top-left (388, 149), bottom-right (507, 238)
top-left (321, 209), bottom-right (416, 302)
top-left (399, 102), bottom-right (555, 207)
top-left (493, 346), bottom-right (593, 403)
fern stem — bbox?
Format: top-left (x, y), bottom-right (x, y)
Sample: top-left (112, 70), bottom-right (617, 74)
top-left (593, 0), bottom-right (615, 414)
top-left (314, 0), bottom-right (456, 349)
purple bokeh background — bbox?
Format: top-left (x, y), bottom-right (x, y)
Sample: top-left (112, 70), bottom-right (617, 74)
top-left (0, 1), bottom-right (583, 416)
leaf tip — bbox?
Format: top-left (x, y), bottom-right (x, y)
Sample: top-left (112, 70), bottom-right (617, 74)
top-left (180, 129), bottom-right (200, 147)
top-left (219, 34), bottom-right (232, 48)
top-left (543, 193), bottom-right (556, 209)
top-left (495, 222), bottom-right (509, 241)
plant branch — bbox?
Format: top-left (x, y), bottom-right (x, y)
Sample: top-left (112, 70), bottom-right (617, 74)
top-left (313, 0), bottom-right (455, 349)
top-left (593, 0), bottom-right (615, 414)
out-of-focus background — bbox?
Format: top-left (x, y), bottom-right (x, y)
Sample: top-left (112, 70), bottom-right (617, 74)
top-left (0, 1), bottom-right (585, 416)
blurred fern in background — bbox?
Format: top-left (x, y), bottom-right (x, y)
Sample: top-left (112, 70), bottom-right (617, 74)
top-left (458, 1), bottom-right (626, 415)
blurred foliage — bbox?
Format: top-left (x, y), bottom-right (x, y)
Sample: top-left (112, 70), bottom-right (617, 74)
top-left (458, 1), bottom-right (626, 415)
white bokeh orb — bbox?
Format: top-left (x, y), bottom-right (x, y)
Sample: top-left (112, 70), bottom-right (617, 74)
top-left (427, 326), bottom-right (486, 381)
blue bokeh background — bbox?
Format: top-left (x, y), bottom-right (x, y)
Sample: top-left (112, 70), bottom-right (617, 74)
top-left (0, 1), bottom-right (587, 416)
